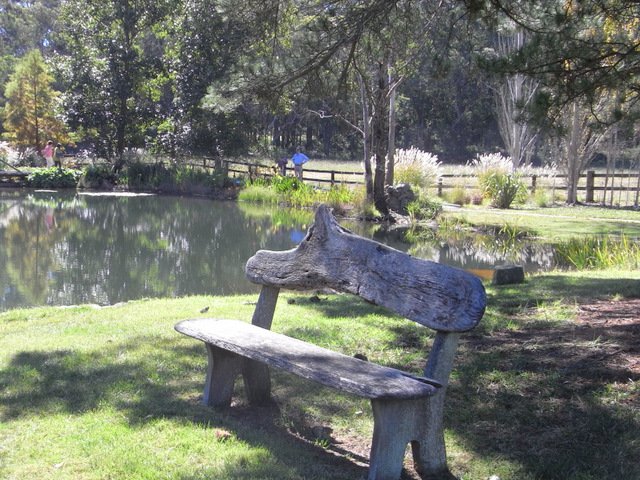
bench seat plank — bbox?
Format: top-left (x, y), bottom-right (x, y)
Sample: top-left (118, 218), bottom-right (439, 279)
top-left (175, 318), bottom-right (440, 400)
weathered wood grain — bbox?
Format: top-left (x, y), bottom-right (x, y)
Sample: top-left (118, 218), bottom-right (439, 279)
top-left (176, 204), bottom-right (487, 479)
top-left (175, 318), bottom-right (440, 400)
top-left (246, 204), bottom-right (485, 332)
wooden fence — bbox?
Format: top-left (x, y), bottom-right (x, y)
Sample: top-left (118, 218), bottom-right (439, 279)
top-left (4, 155), bottom-right (637, 206)
top-left (217, 159), bottom-right (640, 207)
top-left (434, 171), bottom-right (640, 206)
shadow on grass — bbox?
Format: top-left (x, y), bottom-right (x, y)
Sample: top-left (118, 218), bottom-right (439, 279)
top-left (2, 276), bottom-right (637, 479)
top-left (448, 318), bottom-right (639, 480)
top-left (0, 336), bottom-right (369, 479)
top-left (274, 277), bottom-right (640, 479)
top-left (486, 275), bottom-right (640, 315)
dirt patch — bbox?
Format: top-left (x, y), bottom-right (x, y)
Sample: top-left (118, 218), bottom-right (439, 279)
top-left (464, 298), bottom-right (639, 389)
top-left (216, 299), bottom-right (640, 479)
top-left (570, 298), bottom-right (639, 375)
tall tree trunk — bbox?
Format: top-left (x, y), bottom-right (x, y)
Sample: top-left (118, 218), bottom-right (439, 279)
top-left (494, 29), bottom-right (539, 169)
top-left (372, 58), bottom-right (390, 215)
top-left (386, 76), bottom-right (397, 186)
top-left (360, 76), bottom-right (373, 198)
top-left (566, 102), bottom-right (581, 204)
top-left (306, 125), bottom-right (313, 150)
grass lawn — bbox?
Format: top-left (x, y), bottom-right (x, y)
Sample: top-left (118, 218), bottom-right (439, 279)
top-left (1, 270), bottom-right (639, 480)
top-left (441, 204), bottom-right (640, 240)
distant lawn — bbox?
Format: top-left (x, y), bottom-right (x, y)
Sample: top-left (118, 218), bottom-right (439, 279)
top-left (1, 269), bottom-right (638, 479)
top-left (442, 204), bottom-right (640, 240)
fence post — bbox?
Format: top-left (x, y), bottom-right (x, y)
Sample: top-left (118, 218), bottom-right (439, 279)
top-left (438, 178), bottom-right (443, 197)
top-left (331, 171), bottom-right (335, 187)
top-left (531, 175), bottom-right (537, 194)
top-left (586, 170), bottom-right (595, 203)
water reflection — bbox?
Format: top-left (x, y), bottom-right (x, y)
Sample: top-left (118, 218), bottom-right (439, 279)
top-left (354, 223), bottom-right (556, 281)
top-left (0, 190), bottom-right (316, 311)
top-left (0, 190), bottom-right (556, 311)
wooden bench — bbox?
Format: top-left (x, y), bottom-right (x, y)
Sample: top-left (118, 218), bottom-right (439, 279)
top-left (175, 204), bottom-right (486, 480)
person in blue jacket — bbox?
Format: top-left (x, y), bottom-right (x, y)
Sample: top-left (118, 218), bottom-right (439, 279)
top-left (291, 147), bottom-right (309, 181)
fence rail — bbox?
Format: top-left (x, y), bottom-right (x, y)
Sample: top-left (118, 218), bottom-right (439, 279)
top-left (435, 171), bottom-right (640, 206)
top-left (3, 156), bottom-right (638, 206)
top-left (216, 159), bottom-right (639, 206)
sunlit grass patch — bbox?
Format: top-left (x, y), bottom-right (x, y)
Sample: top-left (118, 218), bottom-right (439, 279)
top-left (1, 274), bottom-right (638, 479)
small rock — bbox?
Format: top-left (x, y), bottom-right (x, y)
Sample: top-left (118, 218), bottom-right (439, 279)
top-left (354, 353), bottom-right (368, 361)
top-left (199, 306), bottom-right (209, 313)
top-left (311, 425), bottom-right (333, 441)
top-left (492, 265), bottom-right (525, 285)
top-left (287, 298), bottom-right (296, 305)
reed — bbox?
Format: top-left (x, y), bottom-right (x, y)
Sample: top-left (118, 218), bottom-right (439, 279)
top-left (240, 175), bottom-right (356, 209)
top-left (554, 234), bottom-right (640, 269)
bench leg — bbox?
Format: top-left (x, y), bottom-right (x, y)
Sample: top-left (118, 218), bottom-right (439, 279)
top-left (242, 361), bottom-right (272, 405)
top-left (203, 344), bottom-right (243, 407)
top-left (369, 396), bottom-right (448, 480)
top-left (409, 391), bottom-right (448, 476)
top-left (204, 344), bottom-right (273, 407)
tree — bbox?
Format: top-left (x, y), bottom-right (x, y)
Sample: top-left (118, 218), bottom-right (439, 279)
top-left (490, 27), bottom-right (540, 168)
top-left (555, 97), bottom-right (612, 204)
top-left (2, 49), bottom-right (68, 152)
top-left (0, 0), bottom-right (63, 90)
top-left (475, 0), bottom-right (639, 202)
top-left (162, 0), bottom-right (251, 156)
top-left (477, 0), bottom-right (640, 123)
top-left (210, 0), bottom-right (472, 214)
top-left (56, 0), bottom-right (177, 160)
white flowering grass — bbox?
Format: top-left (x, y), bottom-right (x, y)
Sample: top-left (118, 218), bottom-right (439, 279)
top-left (0, 142), bottom-right (20, 166)
top-left (393, 147), bottom-right (441, 189)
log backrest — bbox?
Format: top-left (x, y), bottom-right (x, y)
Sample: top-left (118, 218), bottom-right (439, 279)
top-left (246, 204), bottom-right (486, 334)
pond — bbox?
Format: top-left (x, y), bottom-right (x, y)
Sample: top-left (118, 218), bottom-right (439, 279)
top-left (0, 189), bottom-right (557, 311)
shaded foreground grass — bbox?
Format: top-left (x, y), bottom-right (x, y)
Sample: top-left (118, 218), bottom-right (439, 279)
top-left (1, 270), bottom-right (638, 480)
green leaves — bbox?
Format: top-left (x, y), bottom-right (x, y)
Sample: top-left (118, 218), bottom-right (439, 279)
top-left (2, 50), bottom-right (68, 150)
top-left (26, 167), bottom-right (83, 188)
top-left (481, 171), bottom-right (529, 209)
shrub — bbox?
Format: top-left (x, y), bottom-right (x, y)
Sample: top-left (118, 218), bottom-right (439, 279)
top-left (394, 147), bottom-right (440, 189)
top-left (284, 182), bottom-right (316, 207)
top-left (449, 186), bottom-right (471, 206)
top-left (174, 167), bottom-right (223, 190)
top-left (350, 186), bottom-right (381, 220)
top-left (120, 161), bottom-right (224, 193)
top-left (406, 197), bottom-right (442, 223)
top-left (122, 161), bottom-right (173, 190)
top-left (26, 167), bottom-right (82, 188)
top-left (554, 234), bottom-right (640, 270)
top-left (481, 172), bottom-right (528, 208)
top-left (324, 184), bottom-right (354, 213)
top-left (78, 165), bottom-right (119, 189)
top-left (270, 175), bottom-right (301, 193)
top-left (238, 185), bottom-right (280, 203)
top-left (470, 152), bottom-right (513, 181)
top-left (0, 142), bottom-right (19, 167)
top-left (533, 188), bottom-right (550, 207)
top-left (471, 193), bottom-right (484, 205)
top-left (243, 174), bottom-right (356, 209)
